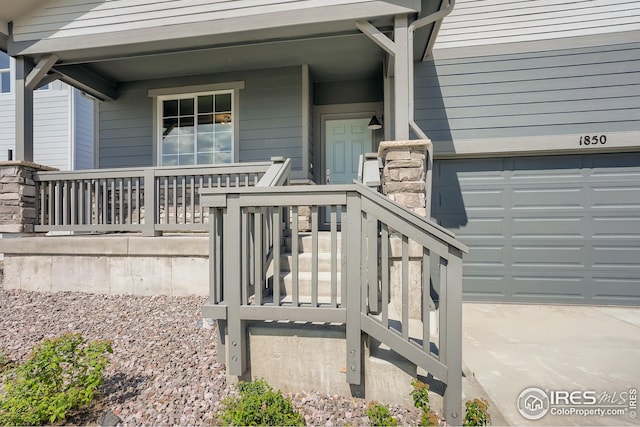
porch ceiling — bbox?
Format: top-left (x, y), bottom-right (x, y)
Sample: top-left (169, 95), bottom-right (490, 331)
top-left (55, 32), bottom-right (387, 84)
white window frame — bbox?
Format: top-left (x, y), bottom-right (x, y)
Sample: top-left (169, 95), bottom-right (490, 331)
top-left (0, 51), bottom-right (11, 95)
top-left (150, 81), bottom-right (244, 166)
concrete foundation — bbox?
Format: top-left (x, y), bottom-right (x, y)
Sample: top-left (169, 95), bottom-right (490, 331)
top-left (227, 322), bottom-right (418, 407)
top-left (0, 234), bottom-right (209, 296)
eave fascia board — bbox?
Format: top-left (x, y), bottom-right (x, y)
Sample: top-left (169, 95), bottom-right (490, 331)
top-left (54, 64), bottom-right (117, 101)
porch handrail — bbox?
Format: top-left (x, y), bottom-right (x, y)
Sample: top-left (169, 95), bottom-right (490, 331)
top-left (32, 158), bottom-right (290, 236)
top-left (200, 181), bottom-right (468, 424)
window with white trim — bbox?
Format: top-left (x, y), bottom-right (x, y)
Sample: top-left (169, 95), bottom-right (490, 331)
top-left (159, 91), bottom-right (234, 166)
top-left (0, 52), bottom-right (10, 94)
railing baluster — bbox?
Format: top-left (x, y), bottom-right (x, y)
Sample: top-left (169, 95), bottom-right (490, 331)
top-left (190, 176), bottom-right (195, 224)
top-left (127, 178), bottom-right (132, 224)
top-left (118, 179), bottom-right (124, 225)
top-left (402, 235), bottom-right (409, 340)
top-left (55, 181), bottom-right (61, 226)
top-left (110, 179), bottom-right (116, 225)
top-left (367, 213), bottom-right (378, 313)
top-left (47, 181), bottom-right (53, 225)
top-left (330, 205), bottom-right (338, 308)
top-left (422, 247), bottom-right (431, 354)
top-left (173, 176), bottom-right (178, 224)
top-left (341, 205), bottom-right (347, 306)
top-left (311, 205), bottom-right (318, 307)
top-left (77, 180), bottom-right (83, 225)
top-left (273, 207), bottom-right (281, 306)
top-left (291, 206), bottom-right (299, 307)
top-left (381, 223), bottom-right (390, 328)
top-left (181, 176), bottom-right (187, 224)
top-left (62, 180), bottom-right (69, 225)
top-left (438, 257), bottom-right (448, 362)
top-left (70, 181), bottom-right (76, 225)
top-left (199, 176), bottom-right (204, 223)
top-left (93, 179), bottom-right (99, 225)
top-left (254, 209), bottom-right (263, 306)
top-left (241, 208), bottom-right (249, 305)
top-left (101, 179), bottom-right (107, 225)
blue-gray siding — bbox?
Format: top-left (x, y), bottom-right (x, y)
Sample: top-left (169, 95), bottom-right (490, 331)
top-left (416, 40), bottom-right (640, 142)
top-left (98, 66), bottom-right (304, 177)
top-left (434, 0), bottom-right (640, 50)
top-left (73, 90), bottom-right (95, 169)
top-left (432, 152), bottom-right (640, 305)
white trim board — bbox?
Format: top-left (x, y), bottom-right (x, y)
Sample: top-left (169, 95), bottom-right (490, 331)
top-left (433, 131), bottom-right (640, 159)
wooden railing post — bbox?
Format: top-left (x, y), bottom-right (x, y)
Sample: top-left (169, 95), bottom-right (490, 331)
top-left (345, 191), bottom-right (363, 385)
top-left (143, 168), bottom-right (161, 237)
top-left (224, 193), bottom-right (247, 376)
top-left (443, 247), bottom-right (463, 426)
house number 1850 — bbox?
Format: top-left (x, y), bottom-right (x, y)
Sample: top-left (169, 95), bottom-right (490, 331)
top-left (579, 135), bottom-right (607, 146)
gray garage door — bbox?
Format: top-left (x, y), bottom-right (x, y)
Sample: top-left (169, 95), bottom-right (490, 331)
top-left (431, 152), bottom-right (640, 305)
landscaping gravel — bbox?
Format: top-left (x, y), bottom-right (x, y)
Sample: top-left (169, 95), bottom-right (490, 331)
top-left (0, 283), bottom-right (423, 426)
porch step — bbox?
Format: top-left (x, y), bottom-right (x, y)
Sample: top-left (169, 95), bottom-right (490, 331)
top-left (285, 232), bottom-right (342, 254)
top-left (279, 231), bottom-right (343, 300)
top-left (280, 253), bottom-right (342, 273)
top-left (279, 271), bottom-right (342, 300)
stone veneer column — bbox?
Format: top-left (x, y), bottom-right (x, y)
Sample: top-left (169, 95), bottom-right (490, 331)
top-left (378, 140), bottom-right (433, 321)
top-left (0, 161), bottom-right (57, 234)
top-left (378, 139), bottom-right (432, 217)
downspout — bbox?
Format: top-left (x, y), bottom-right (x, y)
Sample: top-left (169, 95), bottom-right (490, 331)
top-left (407, 0), bottom-right (455, 140)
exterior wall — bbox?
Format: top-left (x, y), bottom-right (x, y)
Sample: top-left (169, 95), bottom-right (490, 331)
top-left (98, 66), bottom-right (305, 178)
top-left (0, 77), bottom-right (86, 171)
top-left (418, 0), bottom-right (640, 158)
top-left (73, 89), bottom-right (95, 169)
top-left (434, 0), bottom-right (640, 50)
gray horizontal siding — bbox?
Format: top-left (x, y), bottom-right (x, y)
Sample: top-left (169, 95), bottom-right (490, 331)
top-left (98, 66), bottom-right (303, 175)
top-left (73, 90), bottom-right (95, 169)
top-left (33, 92), bottom-right (70, 170)
top-left (415, 41), bottom-right (640, 142)
top-left (435, 0), bottom-right (640, 49)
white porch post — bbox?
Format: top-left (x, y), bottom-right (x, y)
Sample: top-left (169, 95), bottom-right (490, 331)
top-left (15, 56), bottom-right (34, 162)
top-left (393, 15), bottom-right (410, 141)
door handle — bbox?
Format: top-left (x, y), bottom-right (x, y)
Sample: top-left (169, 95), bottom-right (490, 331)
top-left (325, 169), bottom-right (331, 184)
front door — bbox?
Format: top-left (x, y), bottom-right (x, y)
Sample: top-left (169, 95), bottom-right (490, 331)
top-left (325, 118), bottom-right (373, 185)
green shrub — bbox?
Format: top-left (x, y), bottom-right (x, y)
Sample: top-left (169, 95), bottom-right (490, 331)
top-left (365, 402), bottom-right (398, 427)
top-left (0, 333), bottom-right (112, 426)
top-left (463, 398), bottom-right (491, 426)
top-left (410, 379), bottom-right (438, 426)
top-left (218, 378), bottom-right (305, 426)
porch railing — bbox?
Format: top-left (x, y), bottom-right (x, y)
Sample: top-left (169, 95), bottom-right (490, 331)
top-left (200, 181), bottom-right (468, 424)
top-left (32, 158), bottom-right (290, 236)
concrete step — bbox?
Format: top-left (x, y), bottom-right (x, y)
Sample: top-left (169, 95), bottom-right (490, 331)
top-left (285, 232), bottom-right (342, 253)
top-left (280, 252), bottom-right (342, 273)
top-left (279, 271), bottom-right (342, 300)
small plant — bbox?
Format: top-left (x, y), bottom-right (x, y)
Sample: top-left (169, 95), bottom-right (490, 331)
top-left (0, 350), bottom-right (7, 372)
top-left (410, 379), bottom-right (439, 426)
top-left (0, 333), bottom-right (113, 426)
top-left (366, 402), bottom-right (398, 426)
top-left (463, 398), bottom-right (491, 426)
top-left (217, 378), bottom-right (305, 426)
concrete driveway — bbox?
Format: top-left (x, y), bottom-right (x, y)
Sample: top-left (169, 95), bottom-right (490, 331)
top-left (462, 303), bottom-right (640, 426)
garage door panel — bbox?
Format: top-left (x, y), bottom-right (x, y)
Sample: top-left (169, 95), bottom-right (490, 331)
top-left (433, 152), bottom-right (640, 305)
top-left (593, 276), bottom-right (640, 302)
top-left (511, 216), bottom-right (584, 237)
top-left (463, 274), bottom-right (508, 298)
top-left (463, 245), bottom-right (505, 266)
top-left (435, 187), bottom-right (504, 212)
top-left (592, 216), bottom-right (640, 238)
top-left (512, 270), bottom-right (582, 299)
top-left (512, 245), bottom-right (584, 268)
top-left (512, 187), bottom-right (584, 209)
top-left (591, 186), bottom-right (640, 208)
top-left (592, 246), bottom-right (640, 268)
